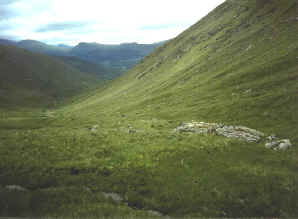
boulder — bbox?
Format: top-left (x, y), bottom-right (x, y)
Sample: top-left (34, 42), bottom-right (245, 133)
top-left (5, 185), bottom-right (28, 191)
top-left (89, 125), bottom-right (99, 133)
top-left (146, 210), bottom-right (164, 217)
top-left (266, 139), bottom-right (292, 151)
top-left (103, 192), bottom-right (123, 202)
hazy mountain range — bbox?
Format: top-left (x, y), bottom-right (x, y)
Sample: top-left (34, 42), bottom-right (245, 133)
top-left (0, 39), bottom-right (165, 71)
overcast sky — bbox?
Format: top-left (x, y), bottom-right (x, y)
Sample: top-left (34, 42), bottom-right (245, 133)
top-left (0, 0), bottom-right (225, 46)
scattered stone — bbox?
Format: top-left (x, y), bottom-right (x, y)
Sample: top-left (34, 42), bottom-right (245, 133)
top-left (146, 210), bottom-right (164, 217)
top-left (128, 128), bottom-right (136, 134)
top-left (174, 121), bottom-right (293, 150)
top-left (5, 185), bottom-right (28, 191)
top-left (244, 88), bottom-right (252, 94)
top-left (101, 192), bottom-right (167, 217)
top-left (174, 122), bottom-right (263, 142)
top-left (266, 135), bottom-right (277, 141)
top-left (89, 125), bottom-right (99, 133)
top-left (103, 192), bottom-right (123, 202)
top-left (174, 121), bottom-right (220, 134)
top-left (278, 139), bottom-right (292, 150)
top-left (265, 141), bottom-right (279, 149)
top-left (246, 44), bottom-right (252, 51)
top-left (216, 125), bottom-right (263, 142)
top-left (266, 139), bottom-right (292, 151)
top-left (127, 124), bottom-right (137, 134)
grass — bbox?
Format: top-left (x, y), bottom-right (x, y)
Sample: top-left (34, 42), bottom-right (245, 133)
top-left (0, 0), bottom-right (298, 218)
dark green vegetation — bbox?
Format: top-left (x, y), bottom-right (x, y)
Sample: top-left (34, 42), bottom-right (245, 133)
top-left (18, 40), bottom-right (72, 56)
top-left (0, 0), bottom-right (298, 218)
top-left (0, 44), bottom-right (101, 108)
top-left (53, 56), bottom-right (117, 79)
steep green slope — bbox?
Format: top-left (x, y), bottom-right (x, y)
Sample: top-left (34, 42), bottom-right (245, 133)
top-left (69, 0), bottom-right (298, 141)
top-left (0, 44), bottom-right (99, 108)
top-left (56, 0), bottom-right (297, 216)
top-left (1, 0), bottom-right (298, 218)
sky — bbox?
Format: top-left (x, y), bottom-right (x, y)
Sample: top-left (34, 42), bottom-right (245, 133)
top-left (0, 0), bottom-right (225, 46)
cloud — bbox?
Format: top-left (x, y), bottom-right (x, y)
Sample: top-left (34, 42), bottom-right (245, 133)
top-left (0, 0), bottom-right (226, 45)
top-left (36, 21), bottom-right (93, 33)
top-left (0, 0), bottom-right (21, 5)
top-left (140, 24), bottom-right (182, 31)
top-left (0, 34), bottom-right (18, 41)
top-left (0, 5), bottom-right (17, 20)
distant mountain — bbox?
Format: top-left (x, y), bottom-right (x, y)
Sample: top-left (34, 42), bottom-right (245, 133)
top-left (0, 39), bottom-right (17, 46)
top-left (18, 40), bottom-right (72, 56)
top-left (54, 55), bottom-right (120, 79)
top-left (0, 44), bottom-right (99, 108)
top-left (57, 44), bottom-right (73, 49)
top-left (0, 38), bottom-right (166, 76)
top-left (70, 41), bottom-right (166, 70)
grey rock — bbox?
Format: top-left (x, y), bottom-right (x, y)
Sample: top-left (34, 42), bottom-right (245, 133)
top-left (103, 192), bottom-right (123, 202)
top-left (146, 210), bottom-right (163, 217)
top-left (90, 125), bottom-right (99, 133)
top-left (174, 121), bottom-right (293, 151)
top-left (128, 128), bottom-right (136, 134)
top-left (175, 122), bottom-right (263, 142)
top-left (278, 139), bottom-right (292, 150)
top-left (5, 185), bottom-right (28, 191)
top-left (266, 139), bottom-right (292, 151)
top-left (265, 141), bottom-right (279, 149)
top-left (266, 135), bottom-right (277, 141)
top-left (235, 126), bottom-right (265, 137)
top-left (246, 44), bottom-right (252, 51)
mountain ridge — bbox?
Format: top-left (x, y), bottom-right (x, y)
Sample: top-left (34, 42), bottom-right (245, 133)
top-left (0, 44), bottom-right (100, 108)
top-left (0, 38), bottom-right (166, 73)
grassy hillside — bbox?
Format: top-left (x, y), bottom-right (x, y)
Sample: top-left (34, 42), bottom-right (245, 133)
top-left (69, 0), bottom-right (298, 140)
top-left (0, 0), bottom-right (298, 218)
top-left (18, 40), bottom-right (71, 56)
top-left (0, 44), bottom-right (99, 108)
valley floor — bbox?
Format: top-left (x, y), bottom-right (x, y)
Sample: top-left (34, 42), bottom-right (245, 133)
top-left (0, 108), bottom-right (297, 218)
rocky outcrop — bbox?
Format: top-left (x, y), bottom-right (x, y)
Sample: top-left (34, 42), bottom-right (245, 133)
top-left (174, 121), bottom-right (293, 151)
top-left (174, 121), bottom-right (264, 142)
